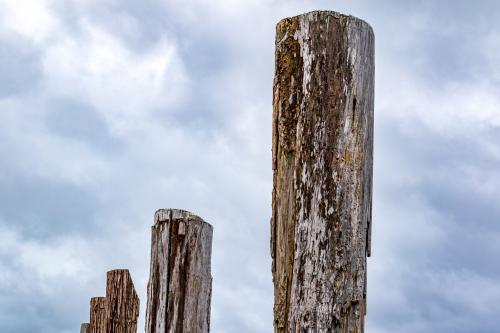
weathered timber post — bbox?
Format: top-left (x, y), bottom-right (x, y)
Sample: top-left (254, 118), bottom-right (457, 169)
top-left (80, 323), bottom-right (90, 333)
top-left (85, 270), bottom-right (139, 333)
top-left (271, 10), bottom-right (374, 333)
top-left (89, 297), bottom-right (107, 333)
top-left (145, 209), bottom-right (213, 333)
top-left (106, 269), bottom-right (140, 333)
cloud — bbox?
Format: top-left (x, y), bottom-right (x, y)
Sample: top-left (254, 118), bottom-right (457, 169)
top-left (0, 0), bottom-right (59, 44)
top-left (41, 22), bottom-right (187, 127)
top-left (1, 0), bottom-right (500, 332)
top-left (0, 224), bottom-right (103, 333)
top-left (0, 33), bottom-right (42, 97)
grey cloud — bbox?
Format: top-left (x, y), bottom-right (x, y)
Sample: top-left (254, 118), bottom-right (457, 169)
top-left (44, 97), bottom-right (123, 154)
top-left (2, 0), bottom-right (500, 332)
top-left (373, 266), bottom-right (500, 333)
top-left (0, 33), bottom-right (42, 97)
top-left (0, 266), bottom-right (96, 333)
top-left (0, 174), bottom-right (101, 238)
top-left (370, 114), bottom-right (500, 332)
top-left (52, 0), bottom-right (172, 51)
top-left (361, 0), bottom-right (500, 86)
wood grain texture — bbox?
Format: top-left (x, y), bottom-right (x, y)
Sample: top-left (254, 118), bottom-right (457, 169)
top-left (271, 10), bottom-right (374, 333)
top-left (145, 209), bottom-right (213, 333)
top-left (105, 269), bottom-right (140, 333)
top-left (89, 297), bottom-right (107, 333)
top-left (80, 323), bottom-right (90, 333)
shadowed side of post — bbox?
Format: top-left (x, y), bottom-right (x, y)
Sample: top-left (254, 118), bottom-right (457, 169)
top-left (271, 10), bottom-right (374, 333)
top-left (145, 208), bottom-right (213, 333)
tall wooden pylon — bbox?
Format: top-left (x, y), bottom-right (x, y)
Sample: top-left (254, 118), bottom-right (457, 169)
top-left (271, 11), bottom-right (374, 333)
top-left (145, 209), bottom-right (213, 333)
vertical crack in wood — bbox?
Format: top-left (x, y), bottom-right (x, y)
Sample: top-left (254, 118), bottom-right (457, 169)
top-left (146, 225), bottom-right (160, 333)
top-left (165, 213), bottom-right (173, 331)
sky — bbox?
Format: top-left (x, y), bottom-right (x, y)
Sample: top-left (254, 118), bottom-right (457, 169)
top-left (1, 0), bottom-right (500, 332)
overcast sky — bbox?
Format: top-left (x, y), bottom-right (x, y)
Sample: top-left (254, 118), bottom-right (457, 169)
top-left (1, 0), bottom-right (500, 332)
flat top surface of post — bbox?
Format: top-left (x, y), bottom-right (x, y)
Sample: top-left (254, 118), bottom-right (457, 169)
top-left (91, 296), bottom-right (106, 301)
top-left (154, 208), bottom-right (213, 228)
top-left (278, 10), bottom-right (373, 32)
top-left (106, 269), bottom-right (138, 295)
top-left (107, 268), bottom-right (131, 275)
top-left (80, 323), bottom-right (90, 332)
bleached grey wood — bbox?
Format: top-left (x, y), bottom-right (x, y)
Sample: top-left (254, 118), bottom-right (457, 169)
top-left (145, 209), bottom-right (213, 333)
top-left (271, 10), bottom-right (374, 333)
top-left (80, 323), bottom-right (90, 333)
top-left (86, 270), bottom-right (139, 333)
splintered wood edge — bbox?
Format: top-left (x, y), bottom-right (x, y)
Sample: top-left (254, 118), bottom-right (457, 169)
top-left (154, 208), bottom-right (213, 229)
top-left (107, 268), bottom-right (133, 276)
top-left (277, 10), bottom-right (373, 34)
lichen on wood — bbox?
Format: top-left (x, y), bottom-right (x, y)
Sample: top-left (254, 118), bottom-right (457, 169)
top-left (271, 10), bottom-right (374, 333)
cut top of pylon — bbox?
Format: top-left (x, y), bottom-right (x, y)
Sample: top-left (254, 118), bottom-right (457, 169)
top-left (107, 268), bottom-right (131, 275)
top-left (154, 208), bottom-right (213, 228)
top-left (277, 10), bottom-right (373, 33)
